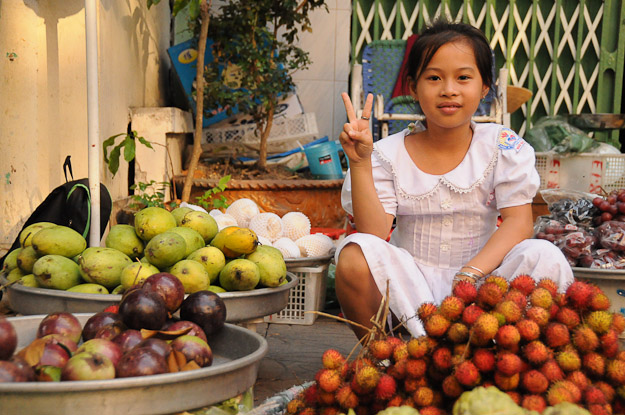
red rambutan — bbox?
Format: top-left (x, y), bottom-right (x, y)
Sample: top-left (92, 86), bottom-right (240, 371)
top-left (495, 325), bottom-right (520, 349)
top-left (516, 319), bottom-right (541, 342)
top-left (504, 289), bottom-right (528, 311)
top-left (477, 282), bottom-right (504, 309)
top-left (521, 369), bottom-right (549, 394)
top-left (317, 369), bottom-right (342, 393)
top-left (417, 302), bottom-right (438, 322)
top-left (452, 280), bottom-right (478, 304)
top-left (566, 280), bottom-right (594, 310)
top-left (545, 322), bottom-right (571, 348)
top-left (583, 352), bottom-right (606, 377)
top-left (495, 300), bottom-right (523, 324)
top-left (611, 313), bottom-right (625, 334)
top-left (424, 314), bottom-right (450, 338)
top-left (472, 313), bottom-right (500, 344)
top-left (374, 374), bottom-right (396, 401)
top-left (368, 339), bottom-right (393, 361)
top-left (319, 407), bottom-right (341, 415)
top-left (587, 404), bottom-right (612, 415)
top-left (524, 340), bottom-right (551, 365)
top-left (530, 287), bottom-right (553, 309)
top-left (484, 275), bottom-right (509, 293)
top-left (406, 336), bottom-right (429, 359)
top-left (418, 406), bottom-right (444, 415)
top-left (556, 349), bottom-right (582, 372)
top-left (318, 390), bottom-right (336, 406)
top-left (439, 296), bottom-right (465, 321)
top-left (526, 306), bottom-right (550, 327)
top-left (322, 349), bottom-right (347, 370)
top-left (385, 395), bottom-right (403, 408)
top-left (595, 381), bottom-right (616, 403)
top-left (335, 385), bottom-right (359, 409)
top-left (392, 343), bottom-right (408, 363)
top-left (573, 325), bottom-right (600, 353)
top-left (589, 291), bottom-right (611, 311)
top-left (494, 371), bottom-right (520, 391)
top-left (607, 359), bottom-right (625, 384)
top-left (303, 384), bottom-right (319, 406)
top-left (286, 398), bottom-right (305, 415)
top-left (556, 307), bottom-right (581, 329)
top-left (442, 375), bottom-right (464, 398)
top-left (454, 360), bottom-right (481, 387)
top-left (472, 348), bottom-right (496, 372)
top-left (540, 359), bottom-right (565, 382)
top-left (521, 394), bottom-right (547, 413)
top-left (432, 346), bottom-right (453, 372)
top-left (547, 380), bottom-right (581, 405)
top-left (462, 304), bottom-right (485, 326)
top-left (413, 386), bottom-right (434, 407)
top-left (506, 391), bottom-right (521, 405)
top-left (352, 366), bottom-right (381, 394)
top-left (447, 322), bottom-right (470, 343)
top-left (566, 370), bottom-right (589, 391)
top-left (496, 352), bottom-right (523, 376)
top-left (585, 386), bottom-right (608, 405)
top-left (404, 358), bottom-right (427, 379)
top-left (386, 359), bottom-right (407, 380)
top-left (587, 311), bottom-right (614, 334)
top-left (510, 274), bottom-right (536, 296)
top-left (537, 278), bottom-right (559, 296)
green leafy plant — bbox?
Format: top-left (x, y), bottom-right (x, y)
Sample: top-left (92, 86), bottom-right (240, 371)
top-left (128, 180), bottom-right (174, 209)
top-left (195, 175), bottom-right (231, 210)
top-left (203, 0), bottom-right (327, 171)
top-left (103, 129), bottom-right (153, 177)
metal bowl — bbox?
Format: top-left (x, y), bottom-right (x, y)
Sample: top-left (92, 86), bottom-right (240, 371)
top-left (1, 273), bottom-right (298, 323)
top-left (0, 314), bottom-right (268, 415)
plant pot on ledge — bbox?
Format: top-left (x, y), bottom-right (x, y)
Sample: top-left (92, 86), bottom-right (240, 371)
top-left (172, 175), bottom-right (346, 229)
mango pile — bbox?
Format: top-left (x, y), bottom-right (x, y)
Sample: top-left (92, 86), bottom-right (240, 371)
top-left (1, 205), bottom-right (288, 295)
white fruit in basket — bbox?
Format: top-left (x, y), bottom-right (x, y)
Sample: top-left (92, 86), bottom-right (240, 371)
top-left (226, 198), bottom-right (260, 228)
top-left (295, 233), bottom-right (334, 258)
top-left (273, 237), bottom-right (301, 259)
top-left (249, 212), bottom-right (283, 242)
top-left (209, 209), bottom-right (224, 218)
top-left (282, 211), bottom-right (311, 241)
top-left (257, 235), bottom-right (273, 247)
top-left (213, 213), bottom-right (238, 231)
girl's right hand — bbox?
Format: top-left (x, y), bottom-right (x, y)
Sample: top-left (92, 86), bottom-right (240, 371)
top-left (340, 92), bottom-right (374, 165)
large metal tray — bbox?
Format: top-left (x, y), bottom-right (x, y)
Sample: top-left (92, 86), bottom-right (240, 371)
top-left (1, 273), bottom-right (298, 323)
top-left (0, 314), bottom-right (268, 415)
top-left (571, 266), bottom-right (625, 280)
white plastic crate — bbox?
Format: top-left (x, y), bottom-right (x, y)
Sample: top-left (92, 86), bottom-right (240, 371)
top-left (202, 113), bottom-right (318, 145)
top-left (535, 152), bottom-right (625, 193)
top-left (263, 263), bottom-right (328, 325)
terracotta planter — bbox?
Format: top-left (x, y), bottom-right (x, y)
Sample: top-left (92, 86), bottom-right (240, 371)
top-left (173, 176), bottom-right (346, 229)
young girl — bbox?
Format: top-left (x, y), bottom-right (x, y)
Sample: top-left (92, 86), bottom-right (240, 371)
top-left (336, 21), bottom-right (574, 339)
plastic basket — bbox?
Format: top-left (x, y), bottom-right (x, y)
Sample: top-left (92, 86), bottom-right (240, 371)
top-left (263, 263), bottom-right (329, 325)
top-left (535, 152), bottom-right (625, 193)
top-left (202, 113), bottom-right (318, 145)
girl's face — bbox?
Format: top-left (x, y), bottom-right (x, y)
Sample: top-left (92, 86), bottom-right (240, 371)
top-left (409, 39), bottom-right (490, 131)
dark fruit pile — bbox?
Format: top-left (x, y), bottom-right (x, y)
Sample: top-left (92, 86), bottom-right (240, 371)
top-left (535, 189), bottom-right (625, 268)
top-left (0, 272), bottom-right (227, 382)
top-left (289, 276), bottom-right (625, 415)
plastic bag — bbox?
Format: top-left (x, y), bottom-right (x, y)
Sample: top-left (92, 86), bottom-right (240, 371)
top-left (538, 189), bottom-right (600, 226)
top-left (525, 116), bottom-right (598, 154)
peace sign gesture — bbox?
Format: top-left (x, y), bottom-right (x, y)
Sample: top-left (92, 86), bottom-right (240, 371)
top-left (339, 92), bottom-right (374, 165)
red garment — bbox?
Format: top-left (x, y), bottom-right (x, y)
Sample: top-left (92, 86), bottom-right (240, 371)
top-left (391, 34), bottom-right (419, 99)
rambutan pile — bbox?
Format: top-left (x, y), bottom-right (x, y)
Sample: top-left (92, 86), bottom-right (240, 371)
top-left (288, 276), bottom-right (625, 415)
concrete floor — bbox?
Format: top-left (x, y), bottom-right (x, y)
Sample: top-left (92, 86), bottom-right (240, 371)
top-left (252, 309), bottom-right (361, 406)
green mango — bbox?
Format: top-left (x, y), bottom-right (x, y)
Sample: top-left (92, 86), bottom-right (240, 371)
top-left (245, 245), bottom-right (287, 288)
top-left (33, 254), bottom-right (83, 290)
top-left (19, 274), bottom-right (40, 288)
top-left (171, 207), bottom-right (193, 226)
top-left (134, 206), bottom-right (177, 242)
top-left (105, 224), bottom-right (144, 259)
top-left (67, 283), bottom-right (109, 294)
top-left (32, 225), bottom-right (86, 258)
top-left (219, 258), bottom-right (260, 291)
top-left (17, 245), bottom-right (40, 274)
top-left (167, 226), bottom-right (206, 258)
top-left (77, 247), bottom-right (133, 289)
top-left (144, 232), bottom-right (187, 269)
top-left (2, 248), bottom-right (22, 273)
top-left (187, 246), bottom-right (226, 284)
top-left (6, 267), bottom-right (25, 283)
top-left (181, 211), bottom-right (218, 243)
top-left (19, 222), bottom-right (56, 247)
top-left (169, 259), bottom-right (210, 294)
top-left (119, 262), bottom-right (160, 290)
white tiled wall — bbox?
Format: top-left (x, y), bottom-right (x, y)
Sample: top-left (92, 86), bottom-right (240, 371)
top-left (292, 0), bottom-right (351, 142)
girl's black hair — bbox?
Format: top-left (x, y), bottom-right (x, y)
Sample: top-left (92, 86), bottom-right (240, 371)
top-left (403, 20), bottom-right (493, 94)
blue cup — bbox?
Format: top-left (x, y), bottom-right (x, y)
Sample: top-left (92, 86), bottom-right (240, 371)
top-left (304, 141), bottom-right (344, 179)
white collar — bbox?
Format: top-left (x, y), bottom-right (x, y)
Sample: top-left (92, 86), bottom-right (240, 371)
top-left (373, 122), bottom-right (501, 200)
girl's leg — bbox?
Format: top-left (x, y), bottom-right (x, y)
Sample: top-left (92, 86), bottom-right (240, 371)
top-left (335, 243), bottom-right (382, 340)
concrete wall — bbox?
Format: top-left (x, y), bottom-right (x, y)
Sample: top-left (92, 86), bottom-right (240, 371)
top-left (0, 0), bottom-right (170, 250)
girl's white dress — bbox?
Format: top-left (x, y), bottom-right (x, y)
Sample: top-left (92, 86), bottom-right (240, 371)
top-left (335, 122), bottom-right (574, 336)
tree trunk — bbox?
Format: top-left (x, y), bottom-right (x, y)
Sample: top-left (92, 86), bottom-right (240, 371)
top-left (256, 103), bottom-right (275, 171)
top-left (181, 0), bottom-right (211, 202)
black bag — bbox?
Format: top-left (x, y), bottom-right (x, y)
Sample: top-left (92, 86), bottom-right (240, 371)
top-left (1, 156), bottom-right (112, 265)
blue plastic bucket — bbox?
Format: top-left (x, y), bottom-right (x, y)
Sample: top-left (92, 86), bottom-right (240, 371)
top-left (304, 141), bottom-right (344, 179)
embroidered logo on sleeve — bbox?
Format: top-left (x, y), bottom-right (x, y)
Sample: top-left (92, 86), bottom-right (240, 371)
top-left (498, 128), bottom-right (526, 152)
